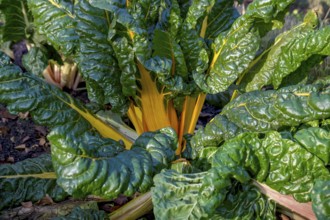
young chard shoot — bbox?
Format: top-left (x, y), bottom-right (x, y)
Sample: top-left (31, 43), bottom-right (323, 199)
top-left (0, 0), bottom-right (330, 219)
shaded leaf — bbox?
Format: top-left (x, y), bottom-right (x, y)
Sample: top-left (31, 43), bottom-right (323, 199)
top-left (52, 207), bottom-right (107, 220)
top-left (0, 0), bottom-right (32, 43)
top-left (222, 84), bottom-right (330, 132)
top-left (0, 154), bottom-right (67, 210)
top-left (194, 0), bottom-right (294, 93)
top-left (311, 179), bottom-right (330, 220)
top-left (50, 127), bottom-right (176, 199)
top-left (22, 47), bottom-right (48, 77)
top-left (294, 127), bottom-right (330, 165)
top-left (27, 0), bottom-right (78, 56)
top-left (75, 0), bottom-right (129, 113)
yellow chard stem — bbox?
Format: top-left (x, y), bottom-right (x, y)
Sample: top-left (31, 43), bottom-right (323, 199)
top-left (137, 62), bottom-right (172, 131)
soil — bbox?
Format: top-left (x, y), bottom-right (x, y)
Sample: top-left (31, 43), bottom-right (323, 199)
top-left (0, 103), bottom-right (50, 164)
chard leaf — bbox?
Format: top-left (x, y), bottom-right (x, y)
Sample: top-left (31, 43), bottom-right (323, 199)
top-left (191, 115), bottom-right (244, 159)
top-left (152, 169), bottom-right (231, 219)
top-left (75, 0), bottom-right (129, 113)
top-left (294, 127), bottom-right (330, 165)
top-left (50, 127), bottom-right (176, 199)
top-left (279, 54), bottom-right (326, 88)
top-left (0, 54), bottom-right (176, 199)
top-left (27, 0), bottom-right (78, 56)
top-left (311, 179), bottom-right (330, 219)
top-left (0, 154), bottom-right (67, 210)
top-left (22, 47), bottom-right (48, 77)
top-left (53, 207), bottom-right (107, 220)
top-left (154, 130), bottom-right (330, 219)
top-left (213, 131), bottom-right (330, 202)
top-left (151, 29), bottom-right (190, 94)
top-left (0, 53), bottom-right (131, 146)
top-left (222, 84), bottom-right (330, 132)
top-left (0, 0), bottom-right (32, 43)
top-left (204, 0), bottom-right (239, 40)
top-left (245, 12), bottom-right (329, 91)
top-left (194, 0), bottom-right (294, 94)
top-left (179, 0), bottom-right (210, 82)
top-left (212, 183), bottom-right (276, 220)
top-left (156, 0), bottom-right (182, 38)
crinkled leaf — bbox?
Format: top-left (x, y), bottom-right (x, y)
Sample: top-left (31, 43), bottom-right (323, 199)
top-left (204, 0), bottom-right (239, 40)
top-left (194, 0), bottom-right (294, 94)
top-left (156, 0), bottom-right (182, 38)
top-left (151, 29), bottom-right (190, 94)
top-left (244, 12), bottom-right (326, 91)
top-left (294, 127), bottom-right (330, 165)
top-left (152, 169), bottom-right (232, 219)
top-left (0, 52), bottom-right (132, 146)
top-left (52, 207), bottom-right (107, 220)
top-left (22, 47), bottom-right (48, 77)
top-left (222, 84), bottom-right (330, 132)
top-left (154, 127), bottom-right (329, 219)
top-left (0, 54), bottom-right (176, 200)
top-left (75, 0), bottom-right (129, 113)
top-left (212, 183), bottom-right (276, 220)
top-left (179, 0), bottom-right (210, 82)
top-left (212, 131), bottom-right (330, 202)
top-left (311, 179), bottom-right (330, 220)
top-left (191, 115), bottom-right (244, 159)
top-left (0, 0), bottom-right (32, 43)
top-left (27, 0), bottom-right (78, 56)
top-left (0, 154), bottom-right (67, 210)
top-left (279, 55), bottom-right (326, 88)
top-left (50, 127), bottom-right (176, 199)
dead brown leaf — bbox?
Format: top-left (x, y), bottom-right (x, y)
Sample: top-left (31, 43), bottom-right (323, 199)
top-left (36, 194), bottom-right (55, 206)
top-left (21, 136), bottom-right (30, 143)
top-left (15, 144), bottom-right (26, 150)
top-left (18, 112), bottom-right (29, 119)
top-left (39, 137), bottom-right (46, 146)
top-left (7, 156), bottom-right (14, 163)
top-left (10, 136), bottom-right (16, 143)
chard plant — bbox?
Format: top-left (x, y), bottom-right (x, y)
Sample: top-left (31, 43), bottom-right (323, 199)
top-left (0, 0), bottom-right (330, 219)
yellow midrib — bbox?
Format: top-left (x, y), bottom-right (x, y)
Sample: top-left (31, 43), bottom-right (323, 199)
top-left (68, 103), bottom-right (133, 148)
top-left (138, 63), bottom-right (172, 131)
top-left (1, 172), bottom-right (57, 179)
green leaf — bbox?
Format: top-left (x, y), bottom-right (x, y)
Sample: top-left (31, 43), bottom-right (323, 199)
top-left (150, 29), bottom-right (191, 94)
top-left (279, 55), bottom-right (326, 88)
top-left (27, 0), bottom-right (78, 56)
top-left (75, 0), bottom-right (129, 113)
top-left (311, 179), bottom-right (330, 220)
top-left (244, 11), bottom-right (324, 91)
top-left (50, 127), bottom-right (176, 199)
top-left (22, 47), bottom-right (48, 77)
top-left (212, 183), bottom-right (276, 220)
top-left (0, 54), bottom-right (176, 200)
top-left (52, 207), bottom-right (108, 220)
top-left (294, 127), bottom-right (330, 165)
top-left (194, 0), bottom-right (294, 94)
top-left (222, 84), bottom-right (330, 132)
top-left (0, 154), bottom-right (67, 210)
top-left (152, 169), bottom-right (232, 219)
top-left (212, 131), bottom-right (330, 202)
top-left (0, 0), bottom-right (32, 42)
top-left (154, 129), bottom-right (330, 218)
top-left (191, 115), bottom-right (244, 159)
top-left (204, 0), bottom-right (239, 40)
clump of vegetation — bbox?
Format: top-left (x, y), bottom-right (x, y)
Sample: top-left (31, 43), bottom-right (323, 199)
top-left (0, 0), bottom-right (330, 219)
